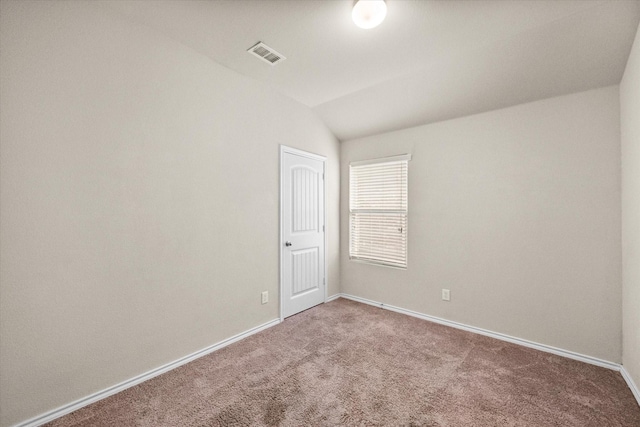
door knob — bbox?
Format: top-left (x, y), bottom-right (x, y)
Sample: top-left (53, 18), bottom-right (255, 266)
top-left (285, 241), bottom-right (292, 247)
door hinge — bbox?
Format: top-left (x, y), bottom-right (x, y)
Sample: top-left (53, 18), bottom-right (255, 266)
top-left (323, 277), bottom-right (326, 286)
top-left (323, 225), bottom-right (325, 232)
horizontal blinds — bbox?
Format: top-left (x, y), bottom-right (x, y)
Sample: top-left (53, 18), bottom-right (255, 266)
top-left (350, 159), bottom-right (408, 268)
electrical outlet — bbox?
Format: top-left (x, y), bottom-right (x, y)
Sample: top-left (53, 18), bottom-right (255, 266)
top-left (261, 291), bottom-right (268, 304)
top-left (442, 289), bottom-right (450, 301)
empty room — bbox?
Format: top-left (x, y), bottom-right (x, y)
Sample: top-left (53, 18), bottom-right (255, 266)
top-left (1, 0), bottom-right (640, 426)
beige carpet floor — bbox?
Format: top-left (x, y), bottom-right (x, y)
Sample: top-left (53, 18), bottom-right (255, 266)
top-left (47, 298), bottom-right (640, 426)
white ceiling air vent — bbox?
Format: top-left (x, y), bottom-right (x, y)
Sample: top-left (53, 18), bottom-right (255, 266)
top-left (247, 42), bottom-right (286, 66)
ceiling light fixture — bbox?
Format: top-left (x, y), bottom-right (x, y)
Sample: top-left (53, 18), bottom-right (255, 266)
top-left (352, 0), bottom-right (387, 29)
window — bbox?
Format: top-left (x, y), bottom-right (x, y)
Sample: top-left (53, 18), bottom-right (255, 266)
top-left (349, 154), bottom-right (411, 268)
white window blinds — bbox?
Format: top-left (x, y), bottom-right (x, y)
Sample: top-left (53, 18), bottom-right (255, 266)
top-left (349, 155), bottom-right (410, 268)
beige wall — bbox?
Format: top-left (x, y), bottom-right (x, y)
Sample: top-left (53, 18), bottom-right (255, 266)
top-left (621, 23), bottom-right (640, 388)
top-left (341, 86), bottom-right (622, 363)
top-left (0, 2), bottom-right (339, 426)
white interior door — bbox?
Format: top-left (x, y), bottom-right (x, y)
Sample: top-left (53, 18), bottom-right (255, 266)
top-left (281, 147), bottom-right (325, 318)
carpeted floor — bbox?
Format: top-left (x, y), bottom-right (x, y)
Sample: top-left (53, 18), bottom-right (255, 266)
top-left (47, 298), bottom-right (640, 426)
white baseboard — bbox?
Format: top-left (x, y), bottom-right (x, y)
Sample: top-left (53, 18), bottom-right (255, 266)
top-left (326, 293), bottom-right (341, 302)
top-left (337, 293), bottom-right (621, 371)
top-left (14, 318), bottom-right (281, 427)
top-left (14, 295), bottom-right (640, 427)
top-left (621, 366), bottom-right (640, 406)
top-left (338, 293), bottom-right (640, 406)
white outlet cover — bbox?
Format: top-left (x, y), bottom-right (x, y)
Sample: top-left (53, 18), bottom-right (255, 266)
top-left (261, 291), bottom-right (268, 304)
top-left (442, 289), bottom-right (450, 301)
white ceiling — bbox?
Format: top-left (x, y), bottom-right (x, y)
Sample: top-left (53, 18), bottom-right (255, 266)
top-left (104, 0), bottom-right (640, 141)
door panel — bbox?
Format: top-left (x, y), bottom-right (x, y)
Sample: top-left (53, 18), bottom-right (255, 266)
top-left (292, 248), bottom-right (318, 296)
top-left (282, 149), bottom-right (325, 318)
top-left (292, 167), bottom-right (318, 232)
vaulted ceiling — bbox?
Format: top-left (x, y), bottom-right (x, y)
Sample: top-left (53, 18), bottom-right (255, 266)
top-left (104, 0), bottom-right (640, 141)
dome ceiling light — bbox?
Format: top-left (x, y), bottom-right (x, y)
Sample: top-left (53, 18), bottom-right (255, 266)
top-left (352, 0), bottom-right (387, 29)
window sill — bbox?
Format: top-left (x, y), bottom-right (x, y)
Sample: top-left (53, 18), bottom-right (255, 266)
top-left (349, 257), bottom-right (407, 270)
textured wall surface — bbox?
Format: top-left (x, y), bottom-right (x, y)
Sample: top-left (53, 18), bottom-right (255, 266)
top-left (621, 23), bottom-right (640, 389)
top-left (341, 86), bottom-right (622, 363)
top-left (0, 2), bottom-right (339, 425)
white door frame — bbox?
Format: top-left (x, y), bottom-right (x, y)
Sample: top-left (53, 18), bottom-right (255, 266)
top-left (280, 145), bottom-right (328, 322)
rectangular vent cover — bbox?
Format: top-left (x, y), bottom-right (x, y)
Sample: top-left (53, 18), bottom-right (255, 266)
top-left (247, 42), bottom-right (286, 66)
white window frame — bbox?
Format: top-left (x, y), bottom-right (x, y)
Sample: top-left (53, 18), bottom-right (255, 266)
top-left (349, 154), bottom-right (411, 269)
